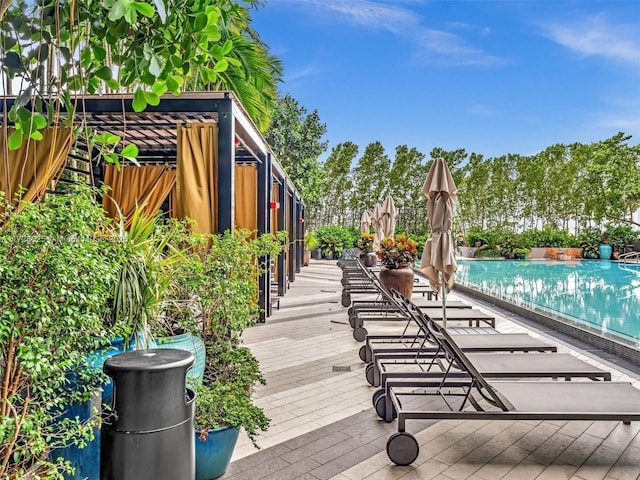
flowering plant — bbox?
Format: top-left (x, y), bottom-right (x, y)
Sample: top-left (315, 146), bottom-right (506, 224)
top-left (357, 233), bottom-right (374, 253)
top-left (377, 234), bottom-right (418, 269)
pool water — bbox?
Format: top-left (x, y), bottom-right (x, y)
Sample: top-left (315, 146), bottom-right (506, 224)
top-left (456, 259), bottom-right (640, 345)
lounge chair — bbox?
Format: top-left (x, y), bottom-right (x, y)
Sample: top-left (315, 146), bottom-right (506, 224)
top-left (361, 289), bottom-right (555, 367)
top-left (372, 311), bottom-right (609, 405)
top-left (347, 266), bottom-right (496, 340)
top-left (384, 322), bottom-right (640, 466)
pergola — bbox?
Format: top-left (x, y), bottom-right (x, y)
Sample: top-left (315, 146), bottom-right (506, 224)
top-left (2, 92), bottom-right (305, 321)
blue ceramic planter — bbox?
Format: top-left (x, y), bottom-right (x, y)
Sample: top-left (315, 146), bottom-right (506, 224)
top-left (195, 426), bottom-right (240, 480)
top-left (155, 332), bottom-right (206, 383)
top-left (54, 337), bottom-right (135, 480)
top-left (599, 244), bottom-right (612, 260)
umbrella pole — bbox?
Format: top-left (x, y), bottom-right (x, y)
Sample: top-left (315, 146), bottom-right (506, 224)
top-left (441, 271), bottom-right (447, 329)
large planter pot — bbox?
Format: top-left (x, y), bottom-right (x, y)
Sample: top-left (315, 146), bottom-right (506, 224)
top-left (55, 337), bottom-right (135, 480)
top-left (379, 265), bottom-right (414, 299)
top-left (599, 244), bottom-right (612, 260)
top-left (312, 248), bottom-right (322, 260)
top-left (155, 331), bottom-right (206, 383)
top-left (195, 426), bottom-right (240, 480)
top-left (360, 251), bottom-right (377, 267)
top-left (303, 250), bottom-right (310, 266)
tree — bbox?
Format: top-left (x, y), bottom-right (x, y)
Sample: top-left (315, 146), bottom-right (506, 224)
top-left (350, 141), bottom-right (390, 225)
top-left (581, 132), bottom-right (640, 227)
top-left (1, 0), bottom-right (279, 156)
top-left (264, 94), bottom-right (328, 225)
top-left (202, 3), bottom-right (283, 132)
top-left (319, 142), bottom-right (357, 227)
top-left (388, 145), bottom-right (427, 233)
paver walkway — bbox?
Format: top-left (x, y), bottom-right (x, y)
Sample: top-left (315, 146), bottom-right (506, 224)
top-left (223, 260), bottom-right (640, 480)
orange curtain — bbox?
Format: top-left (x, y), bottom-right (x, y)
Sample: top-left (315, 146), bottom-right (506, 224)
top-left (234, 164), bottom-right (257, 233)
top-left (102, 164), bottom-right (176, 228)
top-left (0, 127), bottom-right (73, 209)
top-left (176, 123), bottom-right (218, 234)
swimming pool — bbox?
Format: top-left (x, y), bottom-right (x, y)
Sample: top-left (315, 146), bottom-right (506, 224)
top-left (455, 259), bottom-right (640, 346)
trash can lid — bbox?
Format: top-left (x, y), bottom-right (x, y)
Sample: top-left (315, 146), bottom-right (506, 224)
top-left (104, 349), bottom-right (194, 373)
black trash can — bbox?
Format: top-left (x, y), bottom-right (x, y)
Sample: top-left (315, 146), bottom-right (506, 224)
top-left (100, 349), bottom-right (195, 480)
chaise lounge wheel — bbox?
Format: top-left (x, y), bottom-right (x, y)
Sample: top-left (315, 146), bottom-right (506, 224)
top-left (341, 293), bottom-right (351, 307)
top-left (365, 363), bottom-right (375, 386)
top-left (349, 315), bottom-right (356, 328)
top-left (387, 432), bottom-right (419, 466)
top-left (374, 394), bottom-right (397, 421)
top-left (359, 345), bottom-right (370, 362)
top-left (372, 388), bottom-right (385, 406)
top-left (347, 307), bottom-right (354, 317)
top-left (353, 326), bottom-right (367, 342)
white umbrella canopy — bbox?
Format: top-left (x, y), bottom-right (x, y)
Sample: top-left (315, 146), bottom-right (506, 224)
top-left (380, 195), bottom-right (397, 239)
top-left (419, 157), bottom-right (458, 326)
top-left (360, 211), bottom-right (372, 234)
top-left (371, 203), bottom-right (383, 247)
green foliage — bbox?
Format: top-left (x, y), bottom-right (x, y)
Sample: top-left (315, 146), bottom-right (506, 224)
top-left (520, 226), bottom-right (575, 248)
top-left (606, 224), bottom-right (638, 252)
top-left (305, 231), bottom-right (319, 250)
top-left (111, 208), bottom-right (184, 348)
top-left (265, 94), bottom-right (328, 223)
top-left (315, 225), bottom-right (357, 257)
top-left (192, 380), bottom-right (269, 447)
top-left (1, 0), bottom-right (278, 161)
top-left (474, 245), bottom-right (502, 258)
top-left (357, 233), bottom-right (374, 253)
top-left (0, 185), bottom-right (122, 479)
top-left (464, 226), bottom-right (486, 247)
top-left (168, 229), bottom-right (285, 447)
top-left (576, 228), bottom-right (603, 259)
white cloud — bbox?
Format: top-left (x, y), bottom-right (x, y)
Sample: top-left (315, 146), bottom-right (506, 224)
top-left (286, 64), bottom-right (320, 82)
top-left (468, 104), bottom-right (496, 116)
top-left (267, 0), bottom-right (504, 66)
top-left (540, 14), bottom-right (640, 65)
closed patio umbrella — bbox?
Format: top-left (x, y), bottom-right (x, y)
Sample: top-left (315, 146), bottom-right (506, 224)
top-left (360, 211), bottom-right (371, 234)
top-left (371, 203), bottom-right (383, 248)
top-left (380, 195), bottom-right (396, 239)
top-left (419, 157), bottom-right (458, 328)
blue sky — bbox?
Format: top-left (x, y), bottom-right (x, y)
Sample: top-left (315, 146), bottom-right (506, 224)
top-left (251, 0), bottom-right (640, 160)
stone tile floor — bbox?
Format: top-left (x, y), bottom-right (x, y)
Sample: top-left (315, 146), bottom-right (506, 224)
top-left (223, 260), bottom-right (640, 480)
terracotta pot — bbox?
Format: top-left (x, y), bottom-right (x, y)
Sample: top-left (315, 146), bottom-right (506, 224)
top-left (360, 252), bottom-right (377, 267)
top-left (303, 250), bottom-right (310, 266)
top-left (379, 265), bottom-right (414, 299)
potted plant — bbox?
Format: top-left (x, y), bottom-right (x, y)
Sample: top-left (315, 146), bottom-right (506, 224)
top-left (111, 207), bottom-right (184, 349)
top-left (599, 232), bottom-right (612, 260)
top-left (376, 234), bottom-right (418, 299)
top-left (306, 232), bottom-right (321, 260)
top-left (181, 229), bottom-right (284, 479)
top-left (513, 247), bottom-right (530, 260)
top-left (577, 228), bottom-right (601, 260)
top-left (357, 232), bottom-right (377, 267)
top-left (0, 185), bottom-right (123, 479)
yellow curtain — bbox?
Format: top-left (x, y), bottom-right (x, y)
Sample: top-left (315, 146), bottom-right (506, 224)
top-left (176, 123), bottom-right (218, 234)
top-left (0, 127), bottom-right (73, 209)
top-left (234, 164), bottom-right (257, 233)
top-left (102, 164), bottom-right (176, 228)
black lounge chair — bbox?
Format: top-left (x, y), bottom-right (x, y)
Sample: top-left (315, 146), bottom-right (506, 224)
top-left (361, 290), bottom-right (555, 368)
top-left (384, 322), bottom-right (640, 466)
top-left (372, 308), bottom-right (609, 403)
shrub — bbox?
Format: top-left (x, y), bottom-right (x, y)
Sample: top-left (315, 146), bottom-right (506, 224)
top-left (0, 185), bottom-right (122, 479)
